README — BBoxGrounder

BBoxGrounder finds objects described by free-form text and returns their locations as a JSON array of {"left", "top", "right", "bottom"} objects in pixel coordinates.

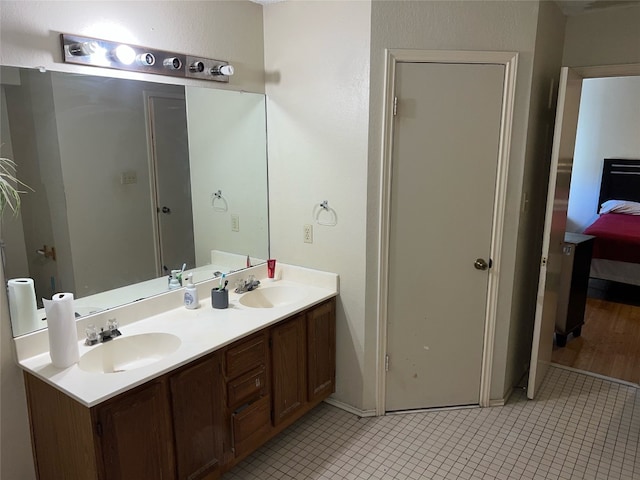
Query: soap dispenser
[
  {"left": 184, "top": 273, "right": 199, "bottom": 309},
  {"left": 169, "top": 270, "right": 181, "bottom": 290}
]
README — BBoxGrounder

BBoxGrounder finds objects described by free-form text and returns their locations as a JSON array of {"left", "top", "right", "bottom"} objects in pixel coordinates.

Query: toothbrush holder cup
[{"left": 211, "top": 289, "right": 229, "bottom": 309}]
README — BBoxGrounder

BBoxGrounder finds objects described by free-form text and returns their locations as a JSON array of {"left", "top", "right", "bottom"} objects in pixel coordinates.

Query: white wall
[
  {"left": 563, "top": 4, "right": 640, "bottom": 67},
  {"left": 52, "top": 74, "right": 174, "bottom": 295},
  {"left": 0, "top": 0, "right": 265, "bottom": 93},
  {"left": 186, "top": 88, "right": 269, "bottom": 266},
  {"left": 0, "top": 84, "right": 29, "bottom": 282},
  {"left": 567, "top": 76, "right": 640, "bottom": 233},
  {"left": 0, "top": 82, "right": 34, "bottom": 479},
  {"left": 0, "top": 2, "right": 264, "bottom": 478},
  {"left": 2, "top": 69, "right": 72, "bottom": 306},
  {"left": 505, "top": 0, "right": 566, "bottom": 398},
  {"left": 263, "top": 1, "right": 372, "bottom": 411}
]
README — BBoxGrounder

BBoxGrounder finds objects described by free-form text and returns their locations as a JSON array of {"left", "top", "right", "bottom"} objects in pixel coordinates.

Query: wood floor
[{"left": 552, "top": 294, "right": 640, "bottom": 385}]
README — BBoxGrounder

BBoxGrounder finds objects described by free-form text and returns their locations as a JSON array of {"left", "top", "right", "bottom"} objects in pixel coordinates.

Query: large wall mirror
[{"left": 1, "top": 66, "right": 269, "bottom": 337}]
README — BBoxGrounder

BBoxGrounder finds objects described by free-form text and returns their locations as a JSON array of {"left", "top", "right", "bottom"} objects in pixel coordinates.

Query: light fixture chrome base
[{"left": 60, "top": 34, "right": 233, "bottom": 83}]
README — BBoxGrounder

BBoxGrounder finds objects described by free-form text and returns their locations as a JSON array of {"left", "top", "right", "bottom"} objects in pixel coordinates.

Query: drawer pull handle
[{"left": 255, "top": 378, "right": 260, "bottom": 388}]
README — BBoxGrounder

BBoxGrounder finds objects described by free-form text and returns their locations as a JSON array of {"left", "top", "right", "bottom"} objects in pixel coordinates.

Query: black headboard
[{"left": 598, "top": 158, "right": 640, "bottom": 208}]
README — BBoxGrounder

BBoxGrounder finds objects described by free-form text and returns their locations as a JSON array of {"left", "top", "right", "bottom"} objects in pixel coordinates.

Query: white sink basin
[
  {"left": 79, "top": 333, "right": 181, "bottom": 374},
  {"left": 238, "top": 286, "right": 306, "bottom": 308}
]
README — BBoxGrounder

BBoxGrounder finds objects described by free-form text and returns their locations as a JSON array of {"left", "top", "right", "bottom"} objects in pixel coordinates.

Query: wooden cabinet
[
  {"left": 24, "top": 374, "right": 176, "bottom": 480},
  {"left": 307, "top": 300, "right": 336, "bottom": 403},
  {"left": 555, "top": 233, "right": 595, "bottom": 347},
  {"left": 25, "top": 297, "right": 336, "bottom": 479},
  {"left": 221, "top": 331, "right": 271, "bottom": 461},
  {"left": 271, "top": 314, "right": 307, "bottom": 426},
  {"left": 170, "top": 354, "right": 222, "bottom": 480},
  {"left": 97, "top": 379, "right": 175, "bottom": 480},
  {"left": 270, "top": 300, "right": 336, "bottom": 424}
]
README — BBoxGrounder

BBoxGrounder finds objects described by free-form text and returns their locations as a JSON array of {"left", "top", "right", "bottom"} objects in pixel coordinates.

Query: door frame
[
  {"left": 143, "top": 90, "right": 187, "bottom": 277},
  {"left": 376, "top": 49, "right": 518, "bottom": 414},
  {"left": 528, "top": 62, "right": 640, "bottom": 399}
]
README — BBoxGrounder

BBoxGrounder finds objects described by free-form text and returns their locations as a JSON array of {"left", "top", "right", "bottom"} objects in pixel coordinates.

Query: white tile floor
[{"left": 222, "top": 366, "right": 639, "bottom": 480}]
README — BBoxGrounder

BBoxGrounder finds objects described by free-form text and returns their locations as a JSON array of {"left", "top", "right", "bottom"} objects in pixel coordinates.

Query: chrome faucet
[
  {"left": 85, "top": 318, "right": 122, "bottom": 346},
  {"left": 234, "top": 275, "right": 260, "bottom": 294}
]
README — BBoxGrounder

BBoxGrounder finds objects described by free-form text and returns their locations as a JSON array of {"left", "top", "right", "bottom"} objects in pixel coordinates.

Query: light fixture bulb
[
  {"left": 163, "top": 57, "right": 182, "bottom": 70},
  {"left": 210, "top": 64, "right": 234, "bottom": 76},
  {"left": 219, "top": 65, "right": 234, "bottom": 76},
  {"left": 136, "top": 53, "right": 155, "bottom": 66},
  {"left": 68, "top": 41, "right": 100, "bottom": 56},
  {"left": 114, "top": 44, "right": 135, "bottom": 65},
  {"left": 189, "top": 61, "right": 205, "bottom": 73}
]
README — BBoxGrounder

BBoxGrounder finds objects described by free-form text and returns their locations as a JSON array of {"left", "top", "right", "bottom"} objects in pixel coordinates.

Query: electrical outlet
[
  {"left": 231, "top": 214, "right": 240, "bottom": 232},
  {"left": 303, "top": 224, "right": 313, "bottom": 244},
  {"left": 120, "top": 171, "right": 137, "bottom": 185}
]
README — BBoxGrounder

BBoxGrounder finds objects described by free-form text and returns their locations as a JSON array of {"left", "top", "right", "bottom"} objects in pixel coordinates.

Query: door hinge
[
  {"left": 393, "top": 97, "right": 398, "bottom": 116},
  {"left": 541, "top": 256, "right": 547, "bottom": 267},
  {"left": 385, "top": 354, "right": 390, "bottom": 372},
  {"left": 96, "top": 421, "right": 103, "bottom": 437}
]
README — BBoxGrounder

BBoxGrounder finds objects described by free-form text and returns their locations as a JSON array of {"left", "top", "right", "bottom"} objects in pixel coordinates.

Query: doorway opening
[
  {"left": 550, "top": 75, "right": 640, "bottom": 385},
  {"left": 529, "top": 64, "right": 640, "bottom": 398}
]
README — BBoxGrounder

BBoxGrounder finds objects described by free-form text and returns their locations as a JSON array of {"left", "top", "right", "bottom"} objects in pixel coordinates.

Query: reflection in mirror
[{"left": 0, "top": 67, "right": 268, "bottom": 337}]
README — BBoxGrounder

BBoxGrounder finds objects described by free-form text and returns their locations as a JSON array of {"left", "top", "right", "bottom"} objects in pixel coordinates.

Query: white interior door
[
  {"left": 528, "top": 68, "right": 584, "bottom": 399},
  {"left": 147, "top": 95, "right": 196, "bottom": 274},
  {"left": 385, "top": 62, "right": 505, "bottom": 411}
]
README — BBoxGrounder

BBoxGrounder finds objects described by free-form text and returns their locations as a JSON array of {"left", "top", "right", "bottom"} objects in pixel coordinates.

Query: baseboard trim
[
  {"left": 488, "top": 387, "right": 513, "bottom": 407},
  {"left": 323, "top": 398, "right": 377, "bottom": 418}
]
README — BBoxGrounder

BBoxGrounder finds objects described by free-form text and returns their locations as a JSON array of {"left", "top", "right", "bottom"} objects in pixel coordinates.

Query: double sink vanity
[{"left": 15, "top": 263, "right": 338, "bottom": 480}]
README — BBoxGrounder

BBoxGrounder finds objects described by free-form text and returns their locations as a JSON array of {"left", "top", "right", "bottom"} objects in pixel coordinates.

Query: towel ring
[
  {"left": 314, "top": 200, "right": 337, "bottom": 226},
  {"left": 211, "top": 190, "right": 228, "bottom": 212}
]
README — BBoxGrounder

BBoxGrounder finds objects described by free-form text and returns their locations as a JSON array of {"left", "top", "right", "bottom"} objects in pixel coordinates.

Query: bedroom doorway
[
  {"left": 528, "top": 65, "right": 640, "bottom": 397},
  {"left": 551, "top": 77, "right": 640, "bottom": 385}
]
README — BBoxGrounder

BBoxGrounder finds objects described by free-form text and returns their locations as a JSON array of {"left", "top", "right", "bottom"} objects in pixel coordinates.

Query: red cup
[{"left": 267, "top": 259, "right": 276, "bottom": 279}]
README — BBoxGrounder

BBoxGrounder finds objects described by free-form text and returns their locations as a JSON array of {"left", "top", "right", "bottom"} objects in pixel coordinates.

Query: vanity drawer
[
  {"left": 224, "top": 332, "right": 267, "bottom": 379},
  {"left": 227, "top": 366, "right": 267, "bottom": 410},
  {"left": 231, "top": 395, "right": 271, "bottom": 456}
]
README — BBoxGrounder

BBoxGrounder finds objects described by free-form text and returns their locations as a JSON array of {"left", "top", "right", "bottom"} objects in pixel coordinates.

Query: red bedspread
[{"left": 583, "top": 213, "right": 640, "bottom": 264}]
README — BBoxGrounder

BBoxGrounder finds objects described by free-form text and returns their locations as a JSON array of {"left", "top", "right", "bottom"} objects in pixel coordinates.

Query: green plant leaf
[{"left": 0, "top": 157, "right": 33, "bottom": 215}]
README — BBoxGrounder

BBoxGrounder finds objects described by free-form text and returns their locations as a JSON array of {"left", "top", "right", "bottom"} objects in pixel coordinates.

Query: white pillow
[{"left": 599, "top": 199, "right": 640, "bottom": 215}]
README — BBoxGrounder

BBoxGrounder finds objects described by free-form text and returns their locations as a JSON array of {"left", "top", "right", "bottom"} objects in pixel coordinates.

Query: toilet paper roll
[
  {"left": 43, "top": 293, "right": 79, "bottom": 368},
  {"left": 7, "top": 278, "right": 40, "bottom": 337}
]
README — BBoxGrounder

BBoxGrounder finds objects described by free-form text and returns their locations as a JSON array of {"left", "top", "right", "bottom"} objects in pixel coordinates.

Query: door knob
[
  {"left": 474, "top": 258, "right": 489, "bottom": 271},
  {"left": 161, "top": 206, "right": 171, "bottom": 214}
]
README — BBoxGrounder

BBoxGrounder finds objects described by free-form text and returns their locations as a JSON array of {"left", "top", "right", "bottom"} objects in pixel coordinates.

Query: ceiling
[
  {"left": 555, "top": 0, "right": 640, "bottom": 16},
  {"left": 250, "top": 0, "right": 640, "bottom": 16}
]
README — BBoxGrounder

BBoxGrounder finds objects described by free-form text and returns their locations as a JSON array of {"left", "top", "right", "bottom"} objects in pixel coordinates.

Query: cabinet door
[
  {"left": 170, "top": 354, "right": 222, "bottom": 480},
  {"left": 307, "top": 299, "right": 336, "bottom": 403},
  {"left": 224, "top": 332, "right": 268, "bottom": 379},
  {"left": 226, "top": 365, "right": 267, "bottom": 410},
  {"left": 97, "top": 379, "right": 175, "bottom": 480},
  {"left": 231, "top": 395, "right": 271, "bottom": 456},
  {"left": 271, "top": 314, "right": 306, "bottom": 426}
]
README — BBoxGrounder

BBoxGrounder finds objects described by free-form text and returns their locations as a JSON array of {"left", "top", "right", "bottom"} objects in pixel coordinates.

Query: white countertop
[{"left": 16, "top": 264, "right": 338, "bottom": 407}]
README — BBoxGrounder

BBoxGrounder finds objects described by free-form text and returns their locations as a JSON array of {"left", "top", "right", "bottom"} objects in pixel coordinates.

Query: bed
[{"left": 583, "top": 158, "right": 640, "bottom": 286}]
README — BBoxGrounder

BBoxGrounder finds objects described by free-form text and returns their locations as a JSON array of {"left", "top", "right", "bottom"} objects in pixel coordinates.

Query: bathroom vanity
[{"left": 16, "top": 265, "right": 337, "bottom": 480}]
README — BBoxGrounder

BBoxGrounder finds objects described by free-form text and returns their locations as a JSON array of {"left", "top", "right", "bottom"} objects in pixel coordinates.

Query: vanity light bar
[{"left": 60, "top": 34, "right": 234, "bottom": 83}]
